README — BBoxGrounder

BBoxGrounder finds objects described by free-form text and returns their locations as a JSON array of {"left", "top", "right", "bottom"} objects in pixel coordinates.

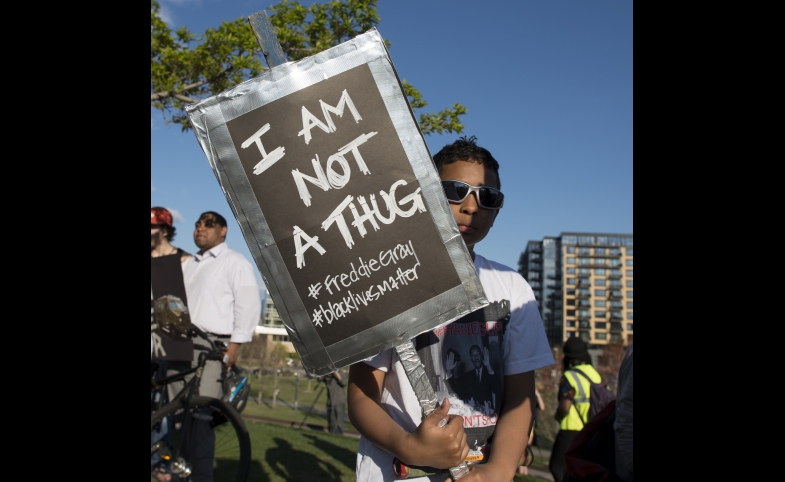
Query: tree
[{"left": 151, "top": 0, "right": 466, "bottom": 134}]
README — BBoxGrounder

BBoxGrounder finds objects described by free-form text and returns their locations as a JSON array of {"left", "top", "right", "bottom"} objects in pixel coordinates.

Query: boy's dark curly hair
[{"left": 432, "top": 135, "right": 501, "bottom": 188}]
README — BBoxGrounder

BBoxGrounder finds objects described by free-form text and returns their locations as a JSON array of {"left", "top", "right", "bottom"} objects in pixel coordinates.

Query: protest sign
[{"left": 186, "top": 28, "right": 487, "bottom": 376}]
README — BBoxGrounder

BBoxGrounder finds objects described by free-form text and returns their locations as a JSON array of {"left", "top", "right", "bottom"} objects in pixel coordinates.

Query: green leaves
[{"left": 150, "top": 0, "right": 466, "bottom": 135}]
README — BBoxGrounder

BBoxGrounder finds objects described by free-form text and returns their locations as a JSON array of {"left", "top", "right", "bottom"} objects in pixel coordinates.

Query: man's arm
[
  {"left": 457, "top": 371, "right": 535, "bottom": 482},
  {"left": 554, "top": 376, "right": 573, "bottom": 422},
  {"left": 347, "top": 362, "right": 469, "bottom": 469},
  {"left": 227, "top": 257, "right": 262, "bottom": 367}
]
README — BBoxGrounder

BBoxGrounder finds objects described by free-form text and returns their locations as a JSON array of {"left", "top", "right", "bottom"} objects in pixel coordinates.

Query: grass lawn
[
  {"left": 243, "top": 420, "right": 548, "bottom": 482},
  {"left": 239, "top": 368, "right": 358, "bottom": 432}
]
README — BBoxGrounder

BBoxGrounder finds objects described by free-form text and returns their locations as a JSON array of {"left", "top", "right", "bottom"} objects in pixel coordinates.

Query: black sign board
[{"left": 187, "top": 29, "right": 487, "bottom": 376}]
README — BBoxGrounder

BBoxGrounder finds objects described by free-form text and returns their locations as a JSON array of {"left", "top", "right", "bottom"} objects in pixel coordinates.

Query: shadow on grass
[
  {"left": 265, "top": 437, "right": 343, "bottom": 481},
  {"left": 215, "top": 458, "right": 270, "bottom": 481},
  {"left": 302, "top": 434, "right": 356, "bottom": 471}
]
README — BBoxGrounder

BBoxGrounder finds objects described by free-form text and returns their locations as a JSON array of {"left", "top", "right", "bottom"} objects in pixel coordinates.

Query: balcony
[
  {"left": 610, "top": 322, "right": 623, "bottom": 332},
  {"left": 576, "top": 292, "right": 591, "bottom": 299},
  {"left": 609, "top": 273, "right": 621, "bottom": 279},
  {"left": 546, "top": 273, "right": 562, "bottom": 280},
  {"left": 546, "top": 284, "right": 562, "bottom": 290}
]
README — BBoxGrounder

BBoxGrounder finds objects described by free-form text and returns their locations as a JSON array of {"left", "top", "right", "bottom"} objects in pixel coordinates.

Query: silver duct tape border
[
  {"left": 394, "top": 341, "right": 438, "bottom": 418},
  {"left": 186, "top": 29, "right": 487, "bottom": 378}
]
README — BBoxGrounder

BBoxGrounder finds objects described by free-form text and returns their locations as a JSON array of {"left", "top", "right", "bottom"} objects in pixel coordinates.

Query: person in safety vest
[{"left": 548, "top": 336, "right": 602, "bottom": 482}]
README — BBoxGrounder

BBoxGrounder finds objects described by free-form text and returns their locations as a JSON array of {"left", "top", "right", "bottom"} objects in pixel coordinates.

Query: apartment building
[
  {"left": 519, "top": 233, "right": 633, "bottom": 347},
  {"left": 254, "top": 291, "right": 295, "bottom": 354}
]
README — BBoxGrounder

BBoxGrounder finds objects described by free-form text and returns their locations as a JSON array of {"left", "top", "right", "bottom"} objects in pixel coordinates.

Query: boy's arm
[
  {"left": 456, "top": 371, "right": 535, "bottom": 482},
  {"left": 348, "top": 361, "right": 470, "bottom": 469}
]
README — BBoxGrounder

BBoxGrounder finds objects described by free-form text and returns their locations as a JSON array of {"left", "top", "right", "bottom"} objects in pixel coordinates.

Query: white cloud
[
  {"left": 151, "top": 182, "right": 156, "bottom": 193},
  {"left": 158, "top": 4, "right": 175, "bottom": 25},
  {"left": 166, "top": 207, "right": 185, "bottom": 224},
  {"left": 163, "top": 0, "right": 201, "bottom": 5}
]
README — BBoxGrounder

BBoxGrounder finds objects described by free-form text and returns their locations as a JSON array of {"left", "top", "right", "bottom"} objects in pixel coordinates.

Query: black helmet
[{"left": 222, "top": 366, "right": 250, "bottom": 413}]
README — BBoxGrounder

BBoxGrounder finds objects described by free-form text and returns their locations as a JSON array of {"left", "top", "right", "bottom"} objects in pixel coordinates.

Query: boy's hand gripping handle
[{"left": 394, "top": 342, "right": 470, "bottom": 480}]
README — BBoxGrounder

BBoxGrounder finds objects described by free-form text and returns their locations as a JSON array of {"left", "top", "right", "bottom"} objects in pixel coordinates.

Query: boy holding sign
[{"left": 349, "top": 136, "right": 554, "bottom": 481}]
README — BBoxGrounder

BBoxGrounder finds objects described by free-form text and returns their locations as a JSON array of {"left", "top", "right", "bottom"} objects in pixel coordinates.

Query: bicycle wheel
[{"left": 151, "top": 396, "right": 251, "bottom": 482}]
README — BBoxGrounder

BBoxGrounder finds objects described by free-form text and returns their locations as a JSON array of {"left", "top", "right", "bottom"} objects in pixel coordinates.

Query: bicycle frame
[{"left": 151, "top": 327, "right": 227, "bottom": 466}]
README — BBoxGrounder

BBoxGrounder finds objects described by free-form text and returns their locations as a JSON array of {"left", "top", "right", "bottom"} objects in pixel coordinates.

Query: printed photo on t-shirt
[{"left": 416, "top": 299, "right": 511, "bottom": 450}]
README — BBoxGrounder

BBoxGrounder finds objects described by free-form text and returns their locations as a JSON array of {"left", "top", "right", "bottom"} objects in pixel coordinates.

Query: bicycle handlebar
[{"left": 188, "top": 325, "right": 229, "bottom": 362}]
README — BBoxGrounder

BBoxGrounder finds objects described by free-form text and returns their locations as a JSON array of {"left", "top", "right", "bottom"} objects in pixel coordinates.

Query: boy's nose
[{"left": 460, "top": 193, "right": 480, "bottom": 213}]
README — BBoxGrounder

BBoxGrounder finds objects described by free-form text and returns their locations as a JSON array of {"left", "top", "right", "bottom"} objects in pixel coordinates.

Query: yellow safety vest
[{"left": 559, "top": 364, "right": 601, "bottom": 431}]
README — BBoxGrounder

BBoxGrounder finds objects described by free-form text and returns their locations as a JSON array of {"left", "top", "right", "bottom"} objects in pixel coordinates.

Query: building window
[
  {"left": 595, "top": 322, "right": 607, "bottom": 329},
  {"left": 595, "top": 311, "right": 606, "bottom": 318},
  {"left": 566, "top": 320, "right": 575, "bottom": 327},
  {"left": 627, "top": 323, "right": 633, "bottom": 331},
  {"left": 566, "top": 309, "right": 576, "bottom": 316},
  {"left": 272, "top": 335, "right": 290, "bottom": 342},
  {"left": 566, "top": 267, "right": 575, "bottom": 274},
  {"left": 595, "top": 300, "right": 606, "bottom": 308},
  {"left": 609, "top": 248, "right": 621, "bottom": 255},
  {"left": 595, "top": 289, "right": 606, "bottom": 296},
  {"left": 626, "top": 270, "right": 633, "bottom": 277},
  {"left": 627, "top": 291, "right": 633, "bottom": 298},
  {"left": 579, "top": 320, "right": 590, "bottom": 328},
  {"left": 626, "top": 280, "right": 633, "bottom": 287},
  {"left": 594, "top": 258, "right": 607, "bottom": 267},
  {"left": 579, "top": 268, "right": 591, "bottom": 276},
  {"left": 567, "top": 299, "right": 575, "bottom": 306},
  {"left": 609, "top": 259, "right": 621, "bottom": 267},
  {"left": 610, "top": 300, "right": 622, "bottom": 308},
  {"left": 579, "top": 310, "right": 591, "bottom": 318},
  {"left": 529, "top": 281, "right": 541, "bottom": 288},
  {"left": 566, "top": 288, "right": 576, "bottom": 295},
  {"left": 595, "top": 332, "right": 607, "bottom": 340},
  {"left": 595, "top": 279, "right": 606, "bottom": 286},
  {"left": 578, "top": 278, "right": 590, "bottom": 286},
  {"left": 611, "top": 312, "right": 623, "bottom": 320},
  {"left": 578, "top": 257, "right": 591, "bottom": 265},
  {"left": 626, "top": 259, "right": 633, "bottom": 266},
  {"left": 627, "top": 301, "right": 633, "bottom": 309},
  {"left": 579, "top": 247, "right": 590, "bottom": 255},
  {"left": 567, "top": 257, "right": 575, "bottom": 264},
  {"left": 580, "top": 332, "right": 592, "bottom": 342},
  {"left": 627, "top": 312, "right": 633, "bottom": 319},
  {"left": 595, "top": 268, "right": 606, "bottom": 275},
  {"left": 579, "top": 288, "right": 591, "bottom": 296},
  {"left": 579, "top": 300, "right": 591, "bottom": 307},
  {"left": 610, "top": 269, "right": 621, "bottom": 276},
  {"left": 529, "top": 271, "right": 540, "bottom": 279},
  {"left": 566, "top": 246, "right": 575, "bottom": 254},
  {"left": 566, "top": 278, "right": 575, "bottom": 285},
  {"left": 610, "top": 280, "right": 622, "bottom": 288},
  {"left": 626, "top": 248, "right": 633, "bottom": 255},
  {"left": 611, "top": 333, "right": 621, "bottom": 342},
  {"left": 595, "top": 248, "right": 606, "bottom": 255},
  {"left": 611, "top": 322, "right": 622, "bottom": 331}
]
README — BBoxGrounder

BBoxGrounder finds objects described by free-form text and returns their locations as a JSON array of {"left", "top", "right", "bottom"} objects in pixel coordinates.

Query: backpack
[
  {"left": 563, "top": 400, "right": 621, "bottom": 482},
  {"left": 569, "top": 367, "right": 616, "bottom": 425}
]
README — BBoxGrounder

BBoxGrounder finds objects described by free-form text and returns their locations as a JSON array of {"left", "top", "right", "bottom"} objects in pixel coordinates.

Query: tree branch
[
  {"left": 174, "top": 94, "right": 199, "bottom": 104},
  {"left": 150, "top": 65, "right": 236, "bottom": 102}
]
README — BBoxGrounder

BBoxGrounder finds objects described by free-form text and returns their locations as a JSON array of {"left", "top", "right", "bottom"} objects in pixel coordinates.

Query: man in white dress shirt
[
  {"left": 164, "top": 211, "right": 261, "bottom": 482},
  {"left": 173, "top": 211, "right": 261, "bottom": 399}
]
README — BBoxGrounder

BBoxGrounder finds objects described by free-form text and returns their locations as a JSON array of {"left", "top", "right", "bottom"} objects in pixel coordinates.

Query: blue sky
[{"left": 151, "top": 0, "right": 633, "bottom": 297}]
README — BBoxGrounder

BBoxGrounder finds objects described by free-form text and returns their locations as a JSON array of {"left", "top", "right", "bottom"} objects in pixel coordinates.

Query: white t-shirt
[{"left": 355, "top": 253, "right": 555, "bottom": 481}]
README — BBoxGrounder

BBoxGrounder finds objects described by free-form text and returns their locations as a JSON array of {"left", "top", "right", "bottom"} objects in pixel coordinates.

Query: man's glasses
[{"left": 441, "top": 180, "right": 504, "bottom": 210}]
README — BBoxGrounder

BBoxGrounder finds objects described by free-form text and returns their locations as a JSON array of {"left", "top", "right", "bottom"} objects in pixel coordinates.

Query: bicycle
[{"left": 151, "top": 325, "right": 251, "bottom": 482}]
